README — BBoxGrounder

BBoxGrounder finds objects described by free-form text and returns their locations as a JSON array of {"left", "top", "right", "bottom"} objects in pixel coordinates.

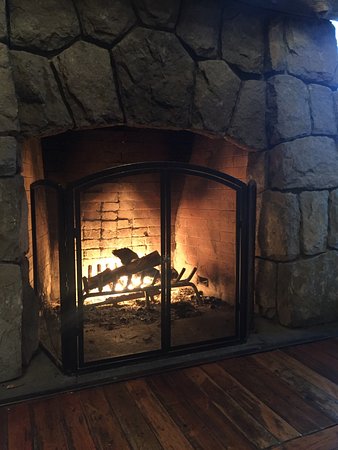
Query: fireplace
[
  {"left": 27, "top": 128, "right": 255, "bottom": 372},
  {"left": 1, "top": 0, "right": 338, "bottom": 382}
]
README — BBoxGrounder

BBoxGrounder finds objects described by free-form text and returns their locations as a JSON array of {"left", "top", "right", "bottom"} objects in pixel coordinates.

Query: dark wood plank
[
  {"left": 162, "top": 370, "right": 256, "bottom": 449},
  {"left": 305, "top": 340, "right": 338, "bottom": 362},
  {"left": 184, "top": 366, "right": 280, "bottom": 449},
  {"left": 51, "top": 393, "right": 96, "bottom": 450},
  {"left": 148, "top": 374, "right": 227, "bottom": 450},
  {"left": 220, "top": 355, "right": 334, "bottom": 434},
  {"left": 126, "top": 378, "right": 194, "bottom": 450},
  {"left": 276, "top": 349, "right": 338, "bottom": 399},
  {"left": 0, "top": 407, "right": 8, "bottom": 450},
  {"left": 284, "top": 344, "right": 338, "bottom": 385},
  {"left": 79, "top": 387, "right": 131, "bottom": 450},
  {"left": 273, "top": 424, "right": 338, "bottom": 450},
  {"left": 253, "top": 351, "right": 338, "bottom": 421},
  {"left": 7, "top": 403, "right": 33, "bottom": 450},
  {"left": 104, "top": 382, "right": 163, "bottom": 450},
  {"left": 30, "top": 396, "right": 70, "bottom": 450},
  {"left": 202, "top": 362, "right": 300, "bottom": 443}
]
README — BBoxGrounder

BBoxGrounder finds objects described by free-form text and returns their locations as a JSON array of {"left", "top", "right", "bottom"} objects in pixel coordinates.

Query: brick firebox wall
[{"left": 173, "top": 136, "right": 248, "bottom": 302}]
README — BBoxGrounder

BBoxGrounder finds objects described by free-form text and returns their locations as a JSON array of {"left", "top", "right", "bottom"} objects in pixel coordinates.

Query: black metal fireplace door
[{"left": 31, "top": 162, "right": 256, "bottom": 374}]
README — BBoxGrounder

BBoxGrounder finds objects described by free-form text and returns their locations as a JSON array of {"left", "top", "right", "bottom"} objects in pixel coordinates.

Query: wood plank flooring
[{"left": 2, "top": 339, "right": 338, "bottom": 449}]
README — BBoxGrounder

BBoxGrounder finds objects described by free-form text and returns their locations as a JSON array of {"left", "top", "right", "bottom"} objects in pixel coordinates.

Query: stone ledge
[
  {"left": 0, "top": 175, "right": 28, "bottom": 261},
  {"left": 0, "top": 263, "right": 22, "bottom": 382},
  {"left": 0, "top": 136, "right": 18, "bottom": 176},
  {"left": 269, "top": 136, "right": 338, "bottom": 190},
  {"left": 9, "top": 0, "right": 80, "bottom": 52},
  {"left": 277, "top": 251, "right": 338, "bottom": 327},
  {"left": 267, "top": 75, "right": 311, "bottom": 146},
  {"left": 258, "top": 190, "right": 300, "bottom": 261},
  {"left": 54, "top": 41, "right": 123, "bottom": 128}
]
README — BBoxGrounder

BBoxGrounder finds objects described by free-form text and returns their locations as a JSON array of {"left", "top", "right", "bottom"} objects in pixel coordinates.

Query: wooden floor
[{"left": 2, "top": 339, "right": 338, "bottom": 449}]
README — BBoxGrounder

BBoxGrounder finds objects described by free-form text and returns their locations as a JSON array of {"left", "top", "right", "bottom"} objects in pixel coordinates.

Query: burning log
[{"left": 83, "top": 250, "right": 161, "bottom": 293}]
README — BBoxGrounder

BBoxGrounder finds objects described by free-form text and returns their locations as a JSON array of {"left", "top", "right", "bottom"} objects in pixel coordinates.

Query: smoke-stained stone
[
  {"left": 229, "top": 80, "right": 267, "bottom": 150},
  {"left": 267, "top": 75, "right": 311, "bottom": 146},
  {"left": 277, "top": 251, "right": 338, "bottom": 327},
  {"left": 0, "top": 263, "right": 22, "bottom": 382},
  {"left": 74, "top": 0, "right": 136, "bottom": 46},
  {"left": 300, "top": 191, "right": 329, "bottom": 255},
  {"left": 9, "top": 0, "right": 80, "bottom": 52},
  {"left": 0, "top": 45, "right": 18, "bottom": 133},
  {"left": 193, "top": 60, "right": 240, "bottom": 133},
  {"left": 0, "top": 137, "right": 18, "bottom": 176},
  {"left": 10, "top": 51, "right": 72, "bottom": 135},
  {"left": 221, "top": 3, "right": 266, "bottom": 74},
  {"left": 0, "top": 176, "right": 28, "bottom": 261},
  {"left": 247, "top": 151, "right": 266, "bottom": 193},
  {"left": 268, "top": 17, "right": 287, "bottom": 72},
  {"left": 309, "top": 84, "right": 337, "bottom": 135},
  {"left": 54, "top": 42, "right": 123, "bottom": 128},
  {"left": 113, "top": 28, "right": 194, "bottom": 128},
  {"left": 329, "top": 189, "right": 338, "bottom": 248},
  {"left": 255, "top": 259, "right": 277, "bottom": 319},
  {"left": 0, "top": 0, "right": 6, "bottom": 41},
  {"left": 285, "top": 17, "right": 338, "bottom": 85},
  {"left": 269, "top": 136, "right": 338, "bottom": 190},
  {"left": 176, "top": 0, "right": 221, "bottom": 58},
  {"left": 259, "top": 191, "right": 300, "bottom": 261},
  {"left": 133, "top": 0, "right": 180, "bottom": 29}
]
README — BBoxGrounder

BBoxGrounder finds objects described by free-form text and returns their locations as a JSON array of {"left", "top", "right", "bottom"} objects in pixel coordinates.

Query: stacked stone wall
[{"left": 2, "top": 0, "right": 338, "bottom": 380}]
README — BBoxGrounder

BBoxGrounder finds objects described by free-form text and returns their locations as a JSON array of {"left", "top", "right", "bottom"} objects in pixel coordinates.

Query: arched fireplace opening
[{"left": 22, "top": 126, "right": 256, "bottom": 373}]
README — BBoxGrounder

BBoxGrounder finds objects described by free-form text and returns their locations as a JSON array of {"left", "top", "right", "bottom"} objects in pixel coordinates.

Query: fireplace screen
[{"left": 31, "top": 162, "right": 255, "bottom": 373}]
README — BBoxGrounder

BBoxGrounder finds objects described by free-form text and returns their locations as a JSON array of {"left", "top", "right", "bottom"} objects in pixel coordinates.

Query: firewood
[{"left": 83, "top": 250, "right": 161, "bottom": 292}]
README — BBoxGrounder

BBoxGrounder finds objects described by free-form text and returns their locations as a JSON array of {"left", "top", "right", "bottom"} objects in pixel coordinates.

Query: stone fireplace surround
[{"left": 1, "top": 0, "right": 338, "bottom": 382}]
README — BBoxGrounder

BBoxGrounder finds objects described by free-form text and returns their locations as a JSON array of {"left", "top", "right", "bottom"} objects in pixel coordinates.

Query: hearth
[{"left": 30, "top": 155, "right": 256, "bottom": 373}]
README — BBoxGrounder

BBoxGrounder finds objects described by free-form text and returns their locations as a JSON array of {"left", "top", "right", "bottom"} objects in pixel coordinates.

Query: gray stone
[
  {"left": 0, "top": 44, "right": 18, "bottom": 133},
  {"left": 300, "top": 191, "right": 329, "bottom": 255},
  {"left": 113, "top": 28, "right": 194, "bottom": 128},
  {"left": 10, "top": 51, "right": 72, "bottom": 135},
  {"left": 0, "top": 263, "right": 22, "bottom": 382},
  {"left": 54, "top": 41, "right": 123, "bottom": 128},
  {"left": 309, "top": 84, "right": 337, "bottom": 135},
  {"left": 193, "top": 60, "right": 241, "bottom": 133},
  {"left": 133, "top": 0, "right": 180, "bottom": 29},
  {"left": 333, "top": 91, "right": 338, "bottom": 121},
  {"left": 9, "top": 0, "right": 80, "bottom": 52},
  {"left": 285, "top": 17, "right": 338, "bottom": 85},
  {"left": 268, "top": 17, "right": 287, "bottom": 72},
  {"left": 277, "top": 251, "right": 338, "bottom": 327},
  {"left": 258, "top": 191, "right": 300, "bottom": 261},
  {"left": 21, "top": 258, "right": 39, "bottom": 367},
  {"left": 0, "top": 176, "right": 28, "bottom": 262},
  {"left": 329, "top": 188, "right": 338, "bottom": 248},
  {"left": 221, "top": 3, "right": 266, "bottom": 74},
  {"left": 0, "top": 0, "right": 6, "bottom": 41},
  {"left": 0, "top": 137, "right": 18, "bottom": 176},
  {"left": 267, "top": 75, "right": 311, "bottom": 146},
  {"left": 247, "top": 151, "right": 266, "bottom": 193},
  {"left": 269, "top": 136, "right": 338, "bottom": 190},
  {"left": 229, "top": 80, "right": 267, "bottom": 150},
  {"left": 176, "top": 0, "right": 221, "bottom": 58},
  {"left": 74, "top": 0, "right": 136, "bottom": 46},
  {"left": 255, "top": 259, "right": 277, "bottom": 319}
]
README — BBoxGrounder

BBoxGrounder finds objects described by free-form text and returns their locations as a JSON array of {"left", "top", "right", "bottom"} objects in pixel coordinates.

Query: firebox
[{"left": 30, "top": 160, "right": 256, "bottom": 373}]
